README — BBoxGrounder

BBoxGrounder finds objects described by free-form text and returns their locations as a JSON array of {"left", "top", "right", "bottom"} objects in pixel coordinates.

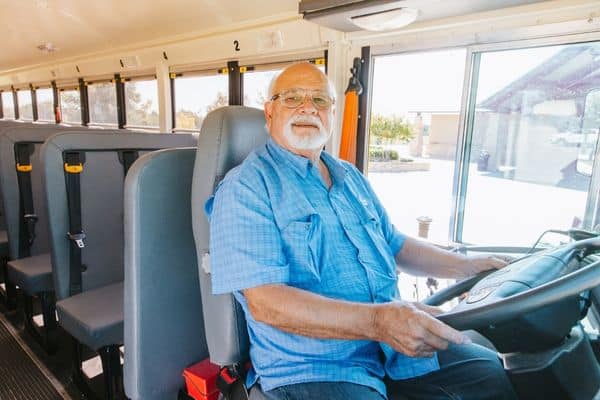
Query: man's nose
[{"left": 298, "top": 96, "right": 318, "bottom": 114}]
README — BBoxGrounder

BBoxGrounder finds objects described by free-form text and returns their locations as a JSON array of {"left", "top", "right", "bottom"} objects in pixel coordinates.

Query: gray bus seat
[
  {"left": 42, "top": 130, "right": 197, "bottom": 399},
  {"left": 0, "top": 122, "right": 33, "bottom": 306},
  {"left": 191, "top": 107, "right": 267, "bottom": 389},
  {"left": 123, "top": 147, "right": 208, "bottom": 400},
  {"left": 0, "top": 124, "right": 78, "bottom": 348},
  {"left": 190, "top": 107, "right": 411, "bottom": 400},
  {"left": 57, "top": 281, "right": 124, "bottom": 350},
  {"left": 6, "top": 253, "right": 52, "bottom": 294}
]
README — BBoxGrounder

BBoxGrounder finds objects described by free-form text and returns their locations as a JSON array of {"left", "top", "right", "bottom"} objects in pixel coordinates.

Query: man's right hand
[{"left": 372, "top": 301, "right": 471, "bottom": 358}]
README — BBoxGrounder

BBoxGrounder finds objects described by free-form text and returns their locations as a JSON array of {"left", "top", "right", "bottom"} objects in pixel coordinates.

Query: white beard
[{"left": 283, "top": 115, "right": 331, "bottom": 150}]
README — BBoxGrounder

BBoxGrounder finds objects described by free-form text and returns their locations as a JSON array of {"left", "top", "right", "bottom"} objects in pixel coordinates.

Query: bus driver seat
[
  {"left": 192, "top": 106, "right": 412, "bottom": 400},
  {"left": 192, "top": 106, "right": 266, "bottom": 397}
]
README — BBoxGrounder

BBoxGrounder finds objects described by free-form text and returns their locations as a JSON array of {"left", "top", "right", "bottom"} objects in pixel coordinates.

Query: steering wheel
[{"left": 422, "top": 237, "right": 600, "bottom": 353}]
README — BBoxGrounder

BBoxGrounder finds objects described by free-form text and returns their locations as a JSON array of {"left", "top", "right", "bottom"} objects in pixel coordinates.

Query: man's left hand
[{"left": 466, "top": 254, "right": 514, "bottom": 274}]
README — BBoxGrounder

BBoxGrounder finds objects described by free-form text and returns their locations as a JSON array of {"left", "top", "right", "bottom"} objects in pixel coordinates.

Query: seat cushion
[
  {"left": 56, "top": 282, "right": 124, "bottom": 351},
  {"left": 0, "top": 230, "right": 8, "bottom": 257},
  {"left": 6, "top": 253, "right": 53, "bottom": 294}
]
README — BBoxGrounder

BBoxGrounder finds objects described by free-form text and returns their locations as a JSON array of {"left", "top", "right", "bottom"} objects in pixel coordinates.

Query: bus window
[
  {"left": 243, "top": 69, "right": 281, "bottom": 109},
  {"left": 173, "top": 72, "right": 228, "bottom": 131},
  {"left": 1, "top": 91, "right": 15, "bottom": 119},
  {"left": 36, "top": 88, "right": 55, "bottom": 122},
  {"left": 367, "top": 48, "right": 467, "bottom": 301},
  {"left": 459, "top": 41, "right": 600, "bottom": 246},
  {"left": 125, "top": 78, "right": 159, "bottom": 129},
  {"left": 88, "top": 81, "right": 118, "bottom": 126},
  {"left": 60, "top": 88, "right": 81, "bottom": 124},
  {"left": 17, "top": 89, "right": 33, "bottom": 120}
]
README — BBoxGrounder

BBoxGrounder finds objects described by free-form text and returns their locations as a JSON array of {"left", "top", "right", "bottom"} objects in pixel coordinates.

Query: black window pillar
[
  {"left": 228, "top": 61, "right": 242, "bottom": 106},
  {"left": 78, "top": 78, "right": 89, "bottom": 126},
  {"left": 51, "top": 81, "right": 60, "bottom": 123},
  {"left": 170, "top": 73, "right": 177, "bottom": 131},
  {"left": 0, "top": 91, "right": 3, "bottom": 119},
  {"left": 356, "top": 46, "right": 371, "bottom": 173},
  {"left": 12, "top": 87, "right": 19, "bottom": 120},
  {"left": 115, "top": 74, "right": 126, "bottom": 129},
  {"left": 31, "top": 84, "right": 38, "bottom": 121}
]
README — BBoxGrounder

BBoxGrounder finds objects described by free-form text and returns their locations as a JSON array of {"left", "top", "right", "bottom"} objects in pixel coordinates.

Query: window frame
[
  {"left": 170, "top": 68, "right": 229, "bottom": 133},
  {"left": 363, "top": 31, "right": 600, "bottom": 246},
  {"left": 451, "top": 33, "right": 600, "bottom": 244},
  {"left": 122, "top": 75, "right": 161, "bottom": 131},
  {"left": 34, "top": 85, "right": 56, "bottom": 122},
  {"left": 85, "top": 78, "right": 119, "bottom": 128}
]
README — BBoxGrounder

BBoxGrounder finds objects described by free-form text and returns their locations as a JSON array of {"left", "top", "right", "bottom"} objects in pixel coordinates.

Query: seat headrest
[{"left": 192, "top": 106, "right": 268, "bottom": 254}]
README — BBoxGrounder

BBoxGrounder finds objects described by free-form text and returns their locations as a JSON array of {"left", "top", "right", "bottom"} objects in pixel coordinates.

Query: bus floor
[{"left": 0, "top": 294, "right": 110, "bottom": 400}]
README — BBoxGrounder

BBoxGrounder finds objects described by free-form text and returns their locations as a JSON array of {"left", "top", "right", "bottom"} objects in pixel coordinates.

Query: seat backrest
[
  {"left": 191, "top": 106, "right": 268, "bottom": 366},
  {"left": 42, "top": 130, "right": 197, "bottom": 300},
  {"left": 0, "top": 125, "right": 79, "bottom": 259},
  {"left": 124, "top": 147, "right": 207, "bottom": 400},
  {"left": 0, "top": 122, "right": 38, "bottom": 232}
]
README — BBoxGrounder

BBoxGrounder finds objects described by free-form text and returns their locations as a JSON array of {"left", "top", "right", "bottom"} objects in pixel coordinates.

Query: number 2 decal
[{"left": 234, "top": 40, "right": 240, "bottom": 51}]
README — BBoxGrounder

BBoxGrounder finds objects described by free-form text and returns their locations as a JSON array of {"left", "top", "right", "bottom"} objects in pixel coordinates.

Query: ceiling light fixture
[{"left": 350, "top": 7, "right": 419, "bottom": 31}]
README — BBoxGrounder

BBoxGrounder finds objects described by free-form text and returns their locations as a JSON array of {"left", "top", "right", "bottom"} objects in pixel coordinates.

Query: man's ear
[{"left": 264, "top": 101, "right": 273, "bottom": 129}]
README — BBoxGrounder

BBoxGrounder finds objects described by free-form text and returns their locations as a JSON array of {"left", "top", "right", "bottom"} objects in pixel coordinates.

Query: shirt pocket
[
  {"left": 281, "top": 218, "right": 321, "bottom": 285},
  {"left": 357, "top": 204, "right": 397, "bottom": 280}
]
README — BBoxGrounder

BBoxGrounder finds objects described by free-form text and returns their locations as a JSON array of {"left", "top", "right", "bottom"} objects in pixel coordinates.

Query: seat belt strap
[
  {"left": 64, "top": 151, "right": 85, "bottom": 296},
  {"left": 15, "top": 143, "right": 37, "bottom": 258},
  {"left": 118, "top": 150, "right": 139, "bottom": 178}
]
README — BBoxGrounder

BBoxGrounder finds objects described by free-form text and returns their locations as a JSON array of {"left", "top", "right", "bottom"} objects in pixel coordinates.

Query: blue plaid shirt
[{"left": 206, "top": 138, "right": 439, "bottom": 398}]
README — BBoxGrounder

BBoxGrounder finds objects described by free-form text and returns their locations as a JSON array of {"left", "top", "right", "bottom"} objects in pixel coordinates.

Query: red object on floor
[{"left": 183, "top": 358, "right": 220, "bottom": 400}]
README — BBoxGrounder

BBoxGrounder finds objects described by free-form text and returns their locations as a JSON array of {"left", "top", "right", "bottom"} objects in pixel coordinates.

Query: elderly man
[{"left": 206, "top": 63, "right": 517, "bottom": 400}]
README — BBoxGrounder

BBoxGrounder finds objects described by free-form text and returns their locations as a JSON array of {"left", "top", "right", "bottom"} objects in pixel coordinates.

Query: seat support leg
[
  {"left": 71, "top": 339, "right": 124, "bottom": 400},
  {"left": 72, "top": 338, "right": 99, "bottom": 400},
  {"left": 22, "top": 292, "right": 57, "bottom": 354},
  {"left": 40, "top": 291, "right": 57, "bottom": 352},
  {"left": 0, "top": 257, "right": 17, "bottom": 310},
  {"left": 98, "top": 345, "right": 124, "bottom": 400}
]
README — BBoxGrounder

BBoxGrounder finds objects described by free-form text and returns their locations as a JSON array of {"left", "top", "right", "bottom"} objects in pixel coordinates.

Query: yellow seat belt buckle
[
  {"left": 64, "top": 163, "right": 83, "bottom": 174},
  {"left": 16, "top": 163, "right": 32, "bottom": 172}
]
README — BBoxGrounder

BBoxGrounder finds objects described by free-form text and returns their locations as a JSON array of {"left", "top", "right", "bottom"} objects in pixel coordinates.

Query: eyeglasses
[{"left": 270, "top": 89, "right": 335, "bottom": 110}]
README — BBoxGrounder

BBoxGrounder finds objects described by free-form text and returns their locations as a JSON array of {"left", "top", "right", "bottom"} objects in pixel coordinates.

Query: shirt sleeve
[
  {"left": 355, "top": 168, "right": 406, "bottom": 256},
  {"left": 205, "top": 172, "right": 290, "bottom": 294}
]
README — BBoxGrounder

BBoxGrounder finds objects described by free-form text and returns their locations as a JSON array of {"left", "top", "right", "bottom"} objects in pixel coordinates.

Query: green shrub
[
  {"left": 369, "top": 147, "right": 399, "bottom": 161},
  {"left": 370, "top": 114, "right": 415, "bottom": 145}
]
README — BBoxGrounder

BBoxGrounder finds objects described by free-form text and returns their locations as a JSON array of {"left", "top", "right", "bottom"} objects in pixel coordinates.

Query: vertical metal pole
[
  {"left": 228, "top": 61, "right": 242, "bottom": 106},
  {"left": 31, "top": 84, "right": 38, "bottom": 121},
  {"left": 169, "top": 73, "right": 177, "bottom": 131},
  {"left": 78, "top": 78, "right": 89, "bottom": 126},
  {"left": 356, "top": 46, "right": 371, "bottom": 173},
  {"left": 115, "top": 74, "right": 126, "bottom": 129},
  {"left": 12, "top": 87, "right": 19, "bottom": 120},
  {"left": 51, "top": 81, "right": 60, "bottom": 124},
  {"left": 450, "top": 52, "right": 482, "bottom": 243}
]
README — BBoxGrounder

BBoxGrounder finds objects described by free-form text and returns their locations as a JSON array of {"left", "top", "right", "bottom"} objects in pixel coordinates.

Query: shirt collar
[
  {"left": 266, "top": 137, "right": 348, "bottom": 185},
  {"left": 266, "top": 137, "right": 313, "bottom": 178}
]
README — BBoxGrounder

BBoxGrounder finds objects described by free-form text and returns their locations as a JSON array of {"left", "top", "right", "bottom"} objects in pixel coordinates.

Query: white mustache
[
  {"left": 283, "top": 115, "right": 330, "bottom": 150},
  {"left": 289, "top": 115, "right": 323, "bottom": 129}
]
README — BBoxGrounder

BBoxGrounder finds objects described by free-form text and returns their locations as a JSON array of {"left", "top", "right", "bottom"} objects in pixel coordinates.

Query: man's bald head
[{"left": 269, "top": 63, "right": 334, "bottom": 99}]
